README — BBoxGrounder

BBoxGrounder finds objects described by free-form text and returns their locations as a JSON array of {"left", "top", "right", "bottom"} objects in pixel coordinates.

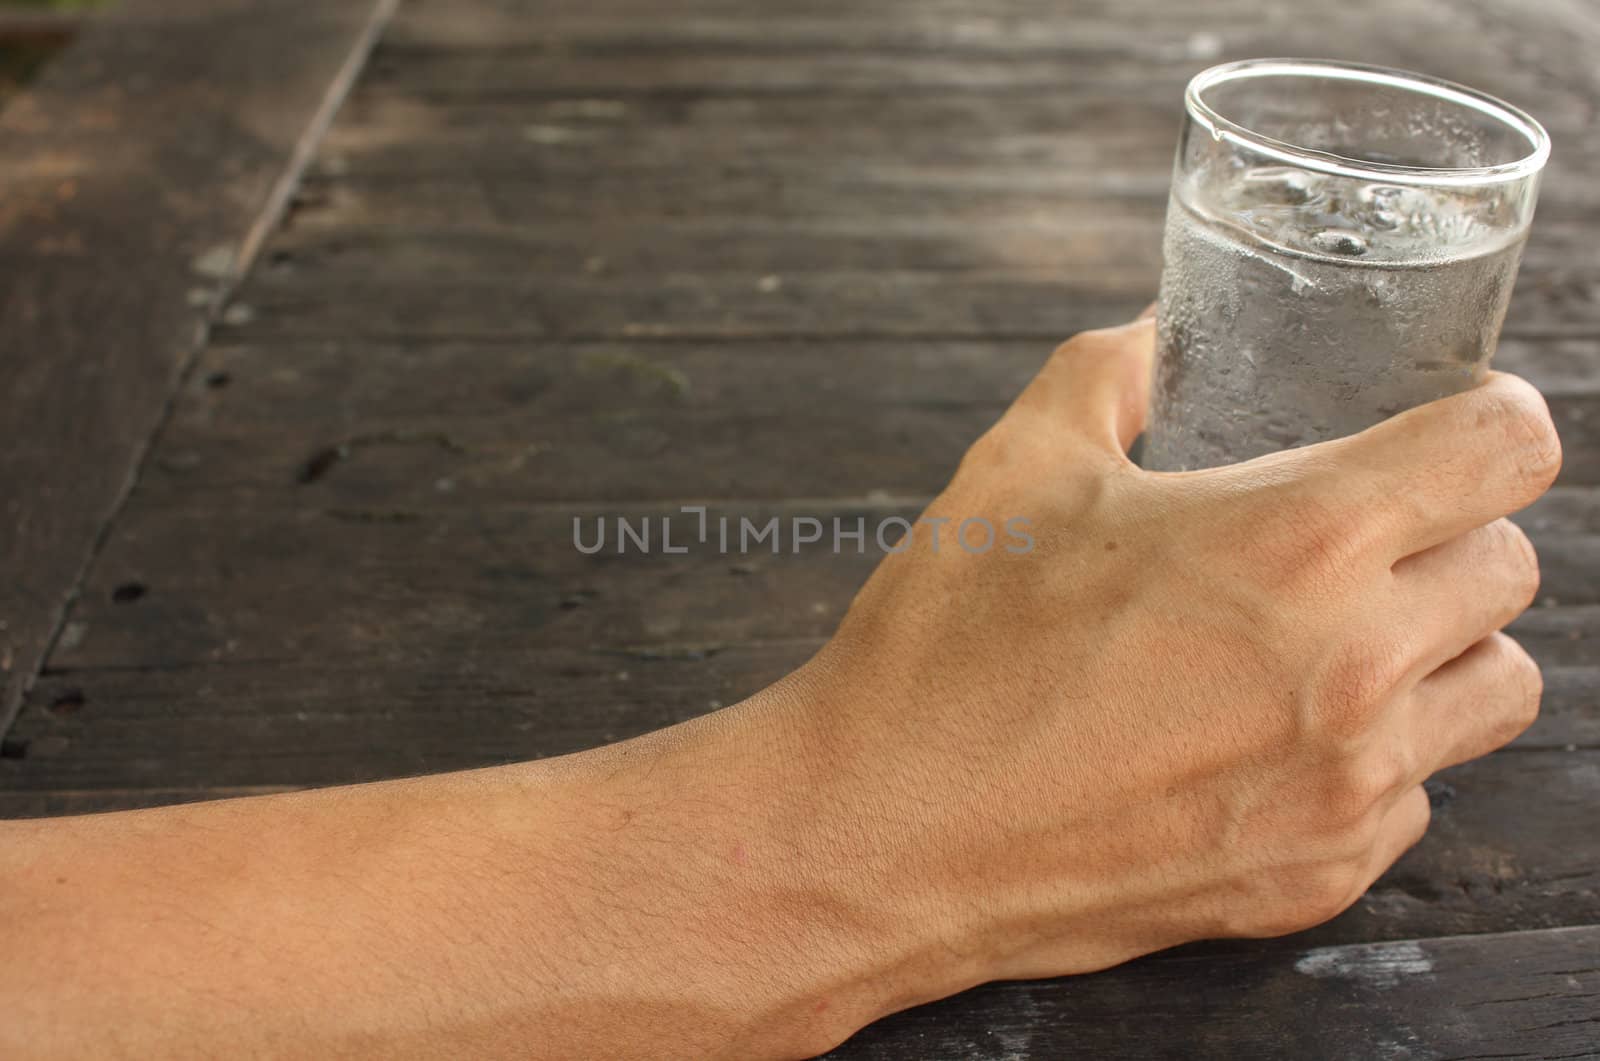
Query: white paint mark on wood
[
  {"left": 1295, "top": 940, "right": 1433, "bottom": 988},
  {"left": 221, "top": 303, "right": 256, "bottom": 326},
  {"left": 190, "top": 244, "right": 235, "bottom": 280},
  {"left": 57, "top": 621, "right": 88, "bottom": 651}
]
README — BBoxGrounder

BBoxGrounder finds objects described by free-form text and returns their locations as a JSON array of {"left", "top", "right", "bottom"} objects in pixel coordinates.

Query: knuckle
[
  {"left": 1233, "top": 904, "right": 1308, "bottom": 940},
  {"left": 1314, "top": 639, "right": 1404, "bottom": 738},
  {"left": 1495, "top": 520, "right": 1542, "bottom": 609},
  {"left": 1406, "top": 791, "right": 1435, "bottom": 846},
  {"left": 1483, "top": 378, "right": 1562, "bottom": 491},
  {"left": 1239, "top": 488, "right": 1367, "bottom": 591},
  {"left": 1363, "top": 751, "right": 1410, "bottom": 801},
  {"left": 1326, "top": 756, "right": 1404, "bottom": 822},
  {"left": 1225, "top": 866, "right": 1354, "bottom": 938},
  {"left": 1292, "top": 863, "right": 1362, "bottom": 927},
  {"left": 1370, "top": 745, "right": 1417, "bottom": 797},
  {"left": 1293, "top": 514, "right": 1363, "bottom": 578},
  {"left": 1501, "top": 637, "right": 1544, "bottom": 734}
]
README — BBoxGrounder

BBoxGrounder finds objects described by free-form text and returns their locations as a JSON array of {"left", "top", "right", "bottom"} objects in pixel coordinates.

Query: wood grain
[
  {"left": 2, "top": 0, "right": 1597, "bottom": 1053},
  {"left": 828, "top": 924, "right": 1600, "bottom": 1059},
  {"left": 4, "top": 493, "right": 1593, "bottom": 671},
  {"left": 0, "top": 0, "right": 397, "bottom": 735}
]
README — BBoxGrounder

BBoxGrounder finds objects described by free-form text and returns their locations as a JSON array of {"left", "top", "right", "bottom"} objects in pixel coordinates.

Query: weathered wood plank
[
  {"left": 384, "top": 0, "right": 1401, "bottom": 27},
  {"left": 0, "top": 0, "right": 397, "bottom": 736},
  {"left": 184, "top": 340, "right": 1047, "bottom": 422},
  {"left": 344, "top": 54, "right": 1593, "bottom": 166},
  {"left": 112, "top": 330, "right": 1600, "bottom": 502},
  {"left": 215, "top": 269, "right": 1159, "bottom": 341},
  {"left": 1456, "top": 0, "right": 1600, "bottom": 116},
  {"left": 382, "top": 0, "right": 1349, "bottom": 52},
  {"left": 828, "top": 924, "right": 1600, "bottom": 1059},
  {"left": 277, "top": 170, "right": 1175, "bottom": 231},
  {"left": 351, "top": 48, "right": 1243, "bottom": 101},
  {"left": 1533, "top": 667, "right": 1600, "bottom": 749},
  {"left": 357, "top": 26, "right": 1587, "bottom": 136},
  {"left": 153, "top": 334, "right": 1600, "bottom": 458},
  {"left": 371, "top": 0, "right": 1594, "bottom": 120},
  {"left": 250, "top": 188, "right": 1592, "bottom": 313},
  {"left": 105, "top": 392, "right": 1600, "bottom": 504},
  {"left": 5, "top": 642, "right": 823, "bottom": 789},
  {"left": 3, "top": 0, "right": 1596, "bottom": 1051},
  {"left": 264, "top": 217, "right": 1168, "bottom": 277},
  {"left": 209, "top": 266, "right": 1598, "bottom": 343},
  {"left": 366, "top": 0, "right": 1593, "bottom": 122},
  {"left": 27, "top": 502, "right": 916, "bottom": 671},
  {"left": 314, "top": 92, "right": 1180, "bottom": 176},
  {"left": 143, "top": 406, "right": 1000, "bottom": 505},
  {"left": 18, "top": 492, "right": 1600, "bottom": 668},
  {"left": 139, "top": 339, "right": 1021, "bottom": 503},
  {"left": 1523, "top": 488, "right": 1600, "bottom": 536},
  {"left": 272, "top": 166, "right": 1600, "bottom": 237},
  {"left": 1507, "top": 604, "right": 1600, "bottom": 667}
]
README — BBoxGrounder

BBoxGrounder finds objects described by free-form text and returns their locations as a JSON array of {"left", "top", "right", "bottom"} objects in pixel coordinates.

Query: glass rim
[{"left": 1185, "top": 58, "right": 1551, "bottom": 187}]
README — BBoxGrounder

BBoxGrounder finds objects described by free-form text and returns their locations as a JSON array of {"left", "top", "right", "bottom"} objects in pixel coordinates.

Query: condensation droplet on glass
[
  {"left": 1309, "top": 229, "right": 1369, "bottom": 256},
  {"left": 1359, "top": 184, "right": 1404, "bottom": 230},
  {"left": 1242, "top": 165, "right": 1318, "bottom": 205}
]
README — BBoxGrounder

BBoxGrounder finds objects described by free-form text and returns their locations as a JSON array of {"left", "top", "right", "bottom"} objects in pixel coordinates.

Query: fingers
[
  {"left": 1318, "top": 373, "right": 1562, "bottom": 557},
  {"left": 1016, "top": 316, "right": 1155, "bottom": 456},
  {"left": 1409, "top": 632, "right": 1542, "bottom": 772},
  {"left": 1392, "top": 519, "right": 1541, "bottom": 675},
  {"left": 1360, "top": 784, "right": 1432, "bottom": 889}
]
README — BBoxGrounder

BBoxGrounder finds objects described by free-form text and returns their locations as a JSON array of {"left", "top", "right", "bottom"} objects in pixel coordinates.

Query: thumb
[{"left": 1016, "top": 315, "right": 1156, "bottom": 456}]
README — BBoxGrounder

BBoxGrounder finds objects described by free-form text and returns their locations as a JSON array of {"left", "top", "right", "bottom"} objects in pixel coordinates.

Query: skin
[{"left": 0, "top": 315, "right": 1560, "bottom": 1059}]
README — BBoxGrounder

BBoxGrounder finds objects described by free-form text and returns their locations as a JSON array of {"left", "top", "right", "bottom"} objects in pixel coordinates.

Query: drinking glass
[{"left": 1143, "top": 59, "right": 1550, "bottom": 471}]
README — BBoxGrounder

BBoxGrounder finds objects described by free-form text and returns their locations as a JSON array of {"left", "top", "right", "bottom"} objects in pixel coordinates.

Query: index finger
[{"left": 1323, "top": 372, "right": 1562, "bottom": 557}]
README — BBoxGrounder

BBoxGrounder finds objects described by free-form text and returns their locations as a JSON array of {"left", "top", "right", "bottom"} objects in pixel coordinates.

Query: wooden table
[{"left": 3, "top": 0, "right": 1597, "bottom": 1055}]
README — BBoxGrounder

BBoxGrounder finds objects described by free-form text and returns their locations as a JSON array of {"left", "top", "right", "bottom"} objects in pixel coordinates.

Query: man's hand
[
  {"left": 777, "top": 314, "right": 1560, "bottom": 1016},
  {"left": 0, "top": 315, "right": 1561, "bottom": 1060}
]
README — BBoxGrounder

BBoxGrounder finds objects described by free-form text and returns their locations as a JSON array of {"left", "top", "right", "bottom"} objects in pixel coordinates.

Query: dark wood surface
[
  {"left": 0, "top": 0, "right": 398, "bottom": 737},
  {"left": 843, "top": 926, "right": 1600, "bottom": 1060},
  {"left": 2, "top": 0, "right": 1597, "bottom": 1057}
]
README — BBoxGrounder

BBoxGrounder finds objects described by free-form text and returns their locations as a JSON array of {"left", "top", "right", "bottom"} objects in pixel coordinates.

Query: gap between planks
[{"left": 0, "top": 0, "right": 401, "bottom": 741}]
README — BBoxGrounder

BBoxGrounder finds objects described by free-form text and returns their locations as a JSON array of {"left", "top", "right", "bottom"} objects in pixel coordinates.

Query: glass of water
[{"left": 1143, "top": 59, "right": 1550, "bottom": 471}]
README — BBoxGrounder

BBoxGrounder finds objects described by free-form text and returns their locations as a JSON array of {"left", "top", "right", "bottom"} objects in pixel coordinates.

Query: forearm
[
  {"left": 1, "top": 317, "right": 1557, "bottom": 1059},
  {"left": 0, "top": 673, "right": 959, "bottom": 1060},
  {"left": 2, "top": 764, "right": 576, "bottom": 1057}
]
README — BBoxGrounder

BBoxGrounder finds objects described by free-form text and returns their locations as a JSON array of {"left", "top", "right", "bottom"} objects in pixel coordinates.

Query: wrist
[
  {"left": 494, "top": 657, "right": 998, "bottom": 1059},
  {"left": 760, "top": 649, "right": 1166, "bottom": 1004},
  {"left": 719, "top": 664, "right": 997, "bottom": 1051},
  {"left": 571, "top": 666, "right": 988, "bottom": 1056}
]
